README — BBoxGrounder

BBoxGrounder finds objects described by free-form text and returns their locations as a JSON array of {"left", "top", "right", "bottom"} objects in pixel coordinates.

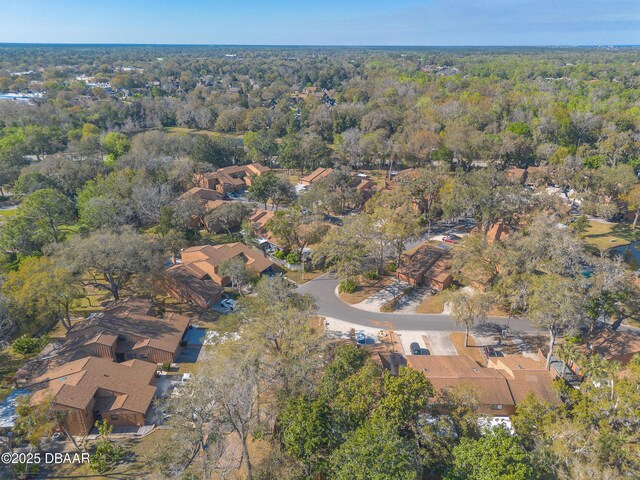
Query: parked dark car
[{"left": 410, "top": 342, "right": 422, "bottom": 355}]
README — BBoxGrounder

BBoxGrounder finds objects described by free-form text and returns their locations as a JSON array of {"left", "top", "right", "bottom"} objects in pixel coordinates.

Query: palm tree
[
  {"left": 555, "top": 341, "right": 579, "bottom": 377},
  {"left": 581, "top": 354, "right": 621, "bottom": 401}
]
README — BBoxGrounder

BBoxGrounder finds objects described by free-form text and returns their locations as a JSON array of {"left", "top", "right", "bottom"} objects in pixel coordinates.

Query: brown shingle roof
[
  {"left": 30, "top": 357, "right": 156, "bottom": 414},
  {"left": 489, "top": 356, "right": 560, "bottom": 405},
  {"left": 249, "top": 209, "right": 275, "bottom": 230},
  {"left": 406, "top": 355, "right": 515, "bottom": 407},
  {"left": 580, "top": 330, "right": 640, "bottom": 365},
  {"left": 301, "top": 167, "right": 333, "bottom": 184},
  {"left": 181, "top": 243, "right": 275, "bottom": 278},
  {"left": 68, "top": 298, "right": 190, "bottom": 355}
]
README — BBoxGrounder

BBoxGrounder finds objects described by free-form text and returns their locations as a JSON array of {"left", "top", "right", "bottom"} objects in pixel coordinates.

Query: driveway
[
  {"left": 422, "top": 331, "right": 457, "bottom": 355},
  {"left": 351, "top": 279, "right": 409, "bottom": 312}
]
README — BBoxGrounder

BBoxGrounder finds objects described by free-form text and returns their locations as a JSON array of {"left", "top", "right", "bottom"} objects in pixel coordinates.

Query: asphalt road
[{"left": 296, "top": 273, "right": 539, "bottom": 334}]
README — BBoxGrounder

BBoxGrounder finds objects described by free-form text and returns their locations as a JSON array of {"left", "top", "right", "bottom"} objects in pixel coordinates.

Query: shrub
[
  {"left": 155, "top": 306, "right": 166, "bottom": 317},
  {"left": 161, "top": 362, "right": 171, "bottom": 372},
  {"left": 380, "top": 299, "right": 398, "bottom": 312},
  {"left": 339, "top": 279, "right": 357, "bottom": 294},
  {"left": 386, "top": 262, "right": 398, "bottom": 273},
  {"left": 363, "top": 270, "right": 379, "bottom": 281},
  {"left": 90, "top": 420, "right": 126, "bottom": 473},
  {"left": 12, "top": 335, "right": 49, "bottom": 356},
  {"left": 273, "top": 250, "right": 286, "bottom": 260},
  {"left": 285, "top": 252, "right": 301, "bottom": 264}
]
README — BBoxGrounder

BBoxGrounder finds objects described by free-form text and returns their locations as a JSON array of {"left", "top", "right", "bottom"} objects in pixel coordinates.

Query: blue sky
[{"left": 1, "top": 0, "right": 639, "bottom": 45}]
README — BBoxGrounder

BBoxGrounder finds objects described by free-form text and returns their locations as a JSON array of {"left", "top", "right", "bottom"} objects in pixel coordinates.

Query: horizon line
[{"left": 0, "top": 42, "right": 639, "bottom": 49}]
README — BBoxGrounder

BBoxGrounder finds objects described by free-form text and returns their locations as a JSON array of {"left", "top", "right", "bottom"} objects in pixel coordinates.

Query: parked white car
[{"left": 221, "top": 299, "right": 237, "bottom": 310}]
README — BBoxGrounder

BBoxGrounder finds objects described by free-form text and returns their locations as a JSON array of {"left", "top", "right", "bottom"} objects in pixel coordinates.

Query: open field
[{"left": 582, "top": 220, "right": 635, "bottom": 251}]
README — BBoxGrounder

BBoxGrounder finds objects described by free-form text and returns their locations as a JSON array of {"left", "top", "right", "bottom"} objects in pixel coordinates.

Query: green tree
[
  {"left": 53, "top": 227, "right": 161, "bottom": 301},
  {"left": 89, "top": 420, "right": 126, "bottom": 473},
  {"left": 1, "top": 189, "right": 75, "bottom": 254},
  {"left": 528, "top": 274, "right": 586, "bottom": 369},
  {"left": 244, "top": 129, "right": 277, "bottom": 165},
  {"left": 265, "top": 208, "right": 328, "bottom": 256},
  {"left": 280, "top": 395, "right": 332, "bottom": 476},
  {"left": 102, "top": 132, "right": 130, "bottom": 166},
  {"left": 2, "top": 256, "right": 82, "bottom": 333},
  {"left": 447, "top": 427, "right": 536, "bottom": 480},
  {"left": 375, "top": 367, "right": 434, "bottom": 427},
  {"left": 329, "top": 417, "right": 418, "bottom": 480},
  {"left": 218, "top": 256, "right": 256, "bottom": 295},
  {"left": 247, "top": 170, "right": 278, "bottom": 209},
  {"left": 621, "top": 184, "right": 640, "bottom": 230}
]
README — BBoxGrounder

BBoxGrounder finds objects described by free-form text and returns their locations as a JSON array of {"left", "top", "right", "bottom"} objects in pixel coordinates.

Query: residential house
[
  {"left": 507, "top": 167, "right": 528, "bottom": 185},
  {"left": 355, "top": 179, "right": 380, "bottom": 193},
  {"left": 163, "top": 265, "right": 224, "bottom": 309},
  {"left": 526, "top": 166, "right": 550, "bottom": 187},
  {"left": 179, "top": 187, "right": 228, "bottom": 211},
  {"left": 406, "top": 354, "right": 559, "bottom": 415},
  {"left": 300, "top": 167, "right": 333, "bottom": 186},
  {"left": 248, "top": 209, "right": 278, "bottom": 251},
  {"left": 170, "top": 243, "right": 277, "bottom": 288},
  {"left": 396, "top": 244, "right": 453, "bottom": 291},
  {"left": 29, "top": 357, "right": 157, "bottom": 436},
  {"left": 571, "top": 330, "right": 640, "bottom": 376},
  {"left": 488, "top": 356, "right": 559, "bottom": 406},
  {"left": 486, "top": 222, "right": 511, "bottom": 244},
  {"left": 65, "top": 298, "right": 191, "bottom": 364},
  {"left": 199, "top": 163, "right": 271, "bottom": 195},
  {"left": 407, "top": 355, "right": 517, "bottom": 414}
]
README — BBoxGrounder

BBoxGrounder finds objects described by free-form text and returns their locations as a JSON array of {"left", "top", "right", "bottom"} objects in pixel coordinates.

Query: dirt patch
[
  {"left": 450, "top": 332, "right": 487, "bottom": 366},
  {"left": 416, "top": 292, "right": 446, "bottom": 314},
  {"left": 339, "top": 276, "right": 394, "bottom": 304}
]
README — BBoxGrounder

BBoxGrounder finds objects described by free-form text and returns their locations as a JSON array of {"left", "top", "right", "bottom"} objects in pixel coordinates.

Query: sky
[{"left": 0, "top": 0, "right": 639, "bottom": 46}]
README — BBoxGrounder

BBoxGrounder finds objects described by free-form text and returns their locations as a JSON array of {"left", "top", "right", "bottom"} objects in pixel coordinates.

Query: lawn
[
  {"left": 0, "top": 208, "right": 17, "bottom": 217},
  {"left": 285, "top": 267, "right": 324, "bottom": 284},
  {"left": 0, "top": 347, "right": 38, "bottom": 400},
  {"left": 450, "top": 332, "right": 487, "bottom": 366},
  {"left": 160, "top": 126, "right": 243, "bottom": 140},
  {"left": 43, "top": 428, "right": 174, "bottom": 478},
  {"left": 582, "top": 220, "right": 636, "bottom": 251},
  {"left": 416, "top": 292, "right": 446, "bottom": 314},
  {"left": 339, "top": 276, "right": 394, "bottom": 304}
]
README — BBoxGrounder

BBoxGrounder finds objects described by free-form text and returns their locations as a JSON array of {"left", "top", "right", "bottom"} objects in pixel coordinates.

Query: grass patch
[
  {"left": 44, "top": 428, "right": 174, "bottom": 478},
  {"left": 450, "top": 332, "right": 487, "bottom": 366},
  {"left": 416, "top": 292, "right": 446, "bottom": 314},
  {"left": 285, "top": 267, "right": 324, "bottom": 284},
  {"left": 0, "top": 208, "right": 18, "bottom": 217},
  {"left": 582, "top": 220, "right": 636, "bottom": 251},
  {"left": 201, "top": 231, "right": 241, "bottom": 244},
  {"left": 0, "top": 346, "right": 40, "bottom": 400},
  {"left": 160, "top": 126, "right": 243, "bottom": 140},
  {"left": 339, "top": 276, "right": 394, "bottom": 304}
]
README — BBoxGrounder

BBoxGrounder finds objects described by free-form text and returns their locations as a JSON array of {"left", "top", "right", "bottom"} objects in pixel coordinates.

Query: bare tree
[{"left": 448, "top": 289, "right": 492, "bottom": 347}]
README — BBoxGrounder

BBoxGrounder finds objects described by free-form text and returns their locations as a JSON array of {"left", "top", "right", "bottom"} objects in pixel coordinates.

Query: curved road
[{"left": 296, "top": 273, "right": 538, "bottom": 334}]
